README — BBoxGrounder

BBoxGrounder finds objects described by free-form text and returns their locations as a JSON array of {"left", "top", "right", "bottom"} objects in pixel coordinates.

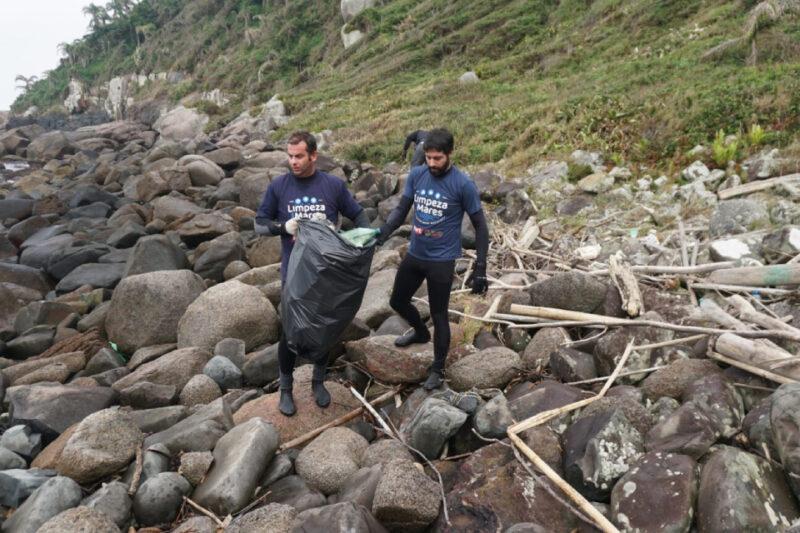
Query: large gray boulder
[
  {"left": 192, "top": 417, "right": 280, "bottom": 515},
  {"left": 6, "top": 383, "right": 116, "bottom": 440},
  {"left": 341, "top": 0, "right": 376, "bottom": 22},
  {"left": 354, "top": 268, "right": 398, "bottom": 327},
  {"left": 372, "top": 460, "right": 440, "bottom": 531},
  {"left": 402, "top": 398, "right": 467, "bottom": 460},
  {"left": 153, "top": 105, "right": 208, "bottom": 144},
  {"left": 123, "top": 234, "right": 188, "bottom": 277},
  {"left": 564, "top": 409, "right": 644, "bottom": 501},
  {"left": 696, "top": 445, "right": 799, "bottom": 532},
  {"left": 295, "top": 427, "right": 369, "bottom": 495},
  {"left": 296, "top": 502, "right": 387, "bottom": 532},
  {"left": 54, "top": 263, "right": 125, "bottom": 294},
  {"left": 447, "top": 346, "right": 520, "bottom": 391},
  {"left": 610, "top": 452, "right": 697, "bottom": 532},
  {"left": 142, "top": 398, "right": 233, "bottom": 454},
  {"left": 1, "top": 475, "right": 82, "bottom": 533},
  {"left": 177, "top": 280, "right": 280, "bottom": 352},
  {"left": 26, "top": 130, "right": 74, "bottom": 161},
  {"left": 227, "top": 503, "right": 297, "bottom": 533},
  {"left": 645, "top": 401, "right": 720, "bottom": 459},
  {"left": 37, "top": 506, "right": 121, "bottom": 533},
  {"left": 709, "top": 199, "right": 770, "bottom": 237},
  {"left": 55, "top": 408, "right": 143, "bottom": 484},
  {"left": 106, "top": 269, "right": 206, "bottom": 353},
  {"left": 528, "top": 271, "right": 608, "bottom": 314},
  {"left": 0, "top": 469, "right": 56, "bottom": 508},
  {"left": 192, "top": 231, "right": 244, "bottom": 281},
  {"left": 81, "top": 481, "right": 132, "bottom": 530},
  {"left": 132, "top": 472, "right": 192, "bottom": 527},
  {"left": 178, "top": 154, "right": 225, "bottom": 186},
  {"left": 112, "top": 346, "right": 211, "bottom": 393},
  {"left": 683, "top": 373, "right": 744, "bottom": 439}
]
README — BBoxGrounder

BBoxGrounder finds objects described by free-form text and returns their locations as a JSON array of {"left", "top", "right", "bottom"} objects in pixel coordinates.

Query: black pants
[
  {"left": 278, "top": 334, "right": 326, "bottom": 389},
  {"left": 389, "top": 254, "right": 455, "bottom": 372}
]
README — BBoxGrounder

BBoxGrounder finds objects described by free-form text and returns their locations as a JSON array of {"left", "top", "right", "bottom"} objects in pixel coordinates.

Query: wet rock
[
  {"left": 261, "top": 475, "right": 327, "bottom": 512},
  {"left": 401, "top": 398, "right": 467, "bottom": 460},
  {"left": 6, "top": 383, "right": 116, "bottom": 440},
  {"left": 143, "top": 398, "right": 233, "bottom": 454},
  {"left": 132, "top": 472, "right": 192, "bottom": 527},
  {"left": 0, "top": 447, "right": 27, "bottom": 470},
  {"left": 743, "top": 398, "right": 777, "bottom": 458},
  {"left": 203, "top": 354, "right": 243, "bottom": 390},
  {"left": 447, "top": 346, "right": 520, "bottom": 391},
  {"left": 507, "top": 380, "right": 584, "bottom": 429},
  {"left": 296, "top": 427, "right": 369, "bottom": 495},
  {"left": 55, "top": 408, "right": 142, "bottom": 484},
  {"left": 0, "top": 468, "right": 55, "bottom": 507},
  {"left": 697, "top": 445, "right": 799, "bottom": 532},
  {"left": 528, "top": 271, "right": 608, "bottom": 314},
  {"left": 122, "top": 444, "right": 170, "bottom": 488},
  {"left": 193, "top": 417, "right": 279, "bottom": 515},
  {"left": 576, "top": 396, "right": 653, "bottom": 437},
  {"left": 594, "top": 311, "right": 673, "bottom": 384},
  {"left": 37, "top": 506, "right": 121, "bottom": 533},
  {"left": 81, "top": 481, "right": 131, "bottom": 529},
  {"left": 355, "top": 269, "right": 398, "bottom": 327},
  {"left": 683, "top": 373, "right": 744, "bottom": 438},
  {"left": 610, "top": 452, "right": 697, "bottom": 532},
  {"left": 641, "top": 358, "right": 721, "bottom": 400},
  {"left": 563, "top": 409, "right": 643, "bottom": 501},
  {"left": 128, "top": 405, "right": 189, "bottom": 434},
  {"left": 645, "top": 402, "right": 719, "bottom": 459},
  {"left": 1, "top": 475, "right": 82, "bottom": 533},
  {"left": 119, "top": 381, "right": 178, "bottom": 409},
  {"left": 177, "top": 280, "right": 280, "bottom": 352}
]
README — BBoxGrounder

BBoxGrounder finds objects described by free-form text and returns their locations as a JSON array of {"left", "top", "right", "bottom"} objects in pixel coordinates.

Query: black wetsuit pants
[{"left": 389, "top": 254, "right": 455, "bottom": 372}]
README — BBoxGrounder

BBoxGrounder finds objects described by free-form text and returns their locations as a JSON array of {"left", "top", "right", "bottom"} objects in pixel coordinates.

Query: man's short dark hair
[
  {"left": 423, "top": 128, "right": 454, "bottom": 154},
  {"left": 287, "top": 131, "right": 317, "bottom": 154}
]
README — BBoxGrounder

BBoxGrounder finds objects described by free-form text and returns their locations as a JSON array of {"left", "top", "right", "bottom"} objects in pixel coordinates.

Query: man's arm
[
  {"left": 402, "top": 130, "right": 420, "bottom": 158},
  {"left": 464, "top": 178, "right": 490, "bottom": 294},
  {"left": 377, "top": 195, "right": 413, "bottom": 243},
  {"left": 254, "top": 183, "right": 290, "bottom": 236}
]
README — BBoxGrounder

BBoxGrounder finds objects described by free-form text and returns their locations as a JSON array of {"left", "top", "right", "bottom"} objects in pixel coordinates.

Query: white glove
[{"left": 285, "top": 218, "right": 299, "bottom": 236}]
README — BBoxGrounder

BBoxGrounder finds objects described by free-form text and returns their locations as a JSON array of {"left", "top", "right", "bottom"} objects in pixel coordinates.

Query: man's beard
[{"left": 429, "top": 159, "right": 451, "bottom": 176}]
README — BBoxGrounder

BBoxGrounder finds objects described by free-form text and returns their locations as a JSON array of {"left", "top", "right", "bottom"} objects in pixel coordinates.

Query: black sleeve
[
  {"left": 402, "top": 131, "right": 419, "bottom": 154},
  {"left": 468, "top": 209, "right": 489, "bottom": 267},
  {"left": 352, "top": 209, "right": 371, "bottom": 229},
  {"left": 379, "top": 195, "right": 413, "bottom": 238}
]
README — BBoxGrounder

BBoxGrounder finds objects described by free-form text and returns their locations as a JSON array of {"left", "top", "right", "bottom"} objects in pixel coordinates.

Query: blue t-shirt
[
  {"left": 255, "top": 170, "right": 364, "bottom": 277},
  {"left": 403, "top": 165, "right": 482, "bottom": 261}
]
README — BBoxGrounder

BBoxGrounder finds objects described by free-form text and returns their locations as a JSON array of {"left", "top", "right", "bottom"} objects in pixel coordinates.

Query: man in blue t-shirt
[
  {"left": 377, "top": 128, "right": 490, "bottom": 390},
  {"left": 255, "top": 131, "right": 370, "bottom": 416}
]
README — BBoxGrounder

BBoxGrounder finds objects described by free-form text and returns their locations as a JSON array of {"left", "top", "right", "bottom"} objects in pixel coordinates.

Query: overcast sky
[{"left": 0, "top": 1, "right": 91, "bottom": 110}]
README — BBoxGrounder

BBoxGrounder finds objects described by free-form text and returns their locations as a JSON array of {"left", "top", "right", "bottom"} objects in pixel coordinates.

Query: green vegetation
[
  {"left": 11, "top": 0, "right": 800, "bottom": 173},
  {"left": 711, "top": 129, "right": 739, "bottom": 167}
]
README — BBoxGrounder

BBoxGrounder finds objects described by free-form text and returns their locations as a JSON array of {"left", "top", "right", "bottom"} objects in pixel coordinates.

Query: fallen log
[
  {"left": 717, "top": 173, "right": 800, "bottom": 200},
  {"left": 707, "top": 264, "right": 800, "bottom": 287},
  {"left": 713, "top": 333, "right": 800, "bottom": 382}
]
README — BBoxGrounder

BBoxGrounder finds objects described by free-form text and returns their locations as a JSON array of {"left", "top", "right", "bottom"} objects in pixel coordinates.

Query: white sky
[{"left": 0, "top": 1, "right": 91, "bottom": 110}]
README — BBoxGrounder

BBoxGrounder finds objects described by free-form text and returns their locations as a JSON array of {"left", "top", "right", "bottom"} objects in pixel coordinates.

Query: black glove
[
  {"left": 467, "top": 263, "right": 488, "bottom": 295},
  {"left": 376, "top": 225, "right": 389, "bottom": 246}
]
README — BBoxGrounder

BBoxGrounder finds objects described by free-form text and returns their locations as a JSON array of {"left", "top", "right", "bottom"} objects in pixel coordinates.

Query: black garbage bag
[{"left": 281, "top": 220, "right": 376, "bottom": 361}]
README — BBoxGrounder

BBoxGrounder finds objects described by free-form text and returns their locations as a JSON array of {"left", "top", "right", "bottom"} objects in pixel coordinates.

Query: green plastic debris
[{"left": 340, "top": 227, "right": 380, "bottom": 248}]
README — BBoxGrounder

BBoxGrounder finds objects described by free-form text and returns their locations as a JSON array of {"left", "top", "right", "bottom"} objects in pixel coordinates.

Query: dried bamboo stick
[
  {"left": 589, "top": 261, "right": 736, "bottom": 276},
  {"left": 689, "top": 283, "right": 796, "bottom": 296},
  {"left": 707, "top": 351, "right": 796, "bottom": 385},
  {"left": 707, "top": 264, "right": 800, "bottom": 287}
]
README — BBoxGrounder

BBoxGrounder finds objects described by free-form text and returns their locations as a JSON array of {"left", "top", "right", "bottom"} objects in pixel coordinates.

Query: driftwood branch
[
  {"left": 183, "top": 496, "right": 224, "bottom": 527},
  {"left": 717, "top": 173, "right": 800, "bottom": 200},
  {"left": 707, "top": 264, "right": 800, "bottom": 287},
  {"left": 608, "top": 253, "right": 643, "bottom": 317},
  {"left": 589, "top": 261, "right": 736, "bottom": 276},
  {"left": 278, "top": 388, "right": 399, "bottom": 451}
]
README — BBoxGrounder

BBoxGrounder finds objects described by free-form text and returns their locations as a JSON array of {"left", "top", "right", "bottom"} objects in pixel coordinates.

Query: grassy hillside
[{"left": 12, "top": 0, "right": 800, "bottom": 172}]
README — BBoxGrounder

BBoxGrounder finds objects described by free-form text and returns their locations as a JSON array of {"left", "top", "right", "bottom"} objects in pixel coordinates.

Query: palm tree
[
  {"left": 14, "top": 75, "right": 38, "bottom": 91},
  {"left": 83, "top": 3, "right": 110, "bottom": 30}
]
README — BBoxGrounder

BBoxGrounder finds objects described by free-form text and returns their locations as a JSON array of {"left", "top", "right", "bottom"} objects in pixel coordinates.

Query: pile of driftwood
[{"left": 473, "top": 215, "right": 800, "bottom": 532}]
